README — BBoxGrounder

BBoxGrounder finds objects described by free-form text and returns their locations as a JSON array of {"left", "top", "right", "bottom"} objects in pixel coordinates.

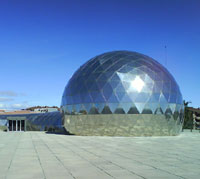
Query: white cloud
[
  {"left": 0, "top": 91, "right": 27, "bottom": 97},
  {"left": 0, "top": 104, "right": 5, "bottom": 108},
  {"left": 0, "top": 97, "right": 14, "bottom": 102},
  {"left": 0, "top": 91, "right": 18, "bottom": 97},
  {"left": 0, "top": 102, "right": 30, "bottom": 111}
]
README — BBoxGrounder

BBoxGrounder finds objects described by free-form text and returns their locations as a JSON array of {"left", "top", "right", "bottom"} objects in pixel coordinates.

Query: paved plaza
[{"left": 0, "top": 131, "right": 200, "bottom": 179}]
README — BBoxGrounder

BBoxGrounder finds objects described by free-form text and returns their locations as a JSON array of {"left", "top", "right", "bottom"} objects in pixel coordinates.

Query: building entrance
[
  {"left": 8, "top": 120, "right": 25, "bottom": 131},
  {"left": 7, "top": 117, "right": 26, "bottom": 131}
]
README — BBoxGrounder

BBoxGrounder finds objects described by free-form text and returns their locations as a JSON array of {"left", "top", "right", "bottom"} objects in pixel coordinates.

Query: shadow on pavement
[{"left": 45, "top": 127, "right": 74, "bottom": 135}]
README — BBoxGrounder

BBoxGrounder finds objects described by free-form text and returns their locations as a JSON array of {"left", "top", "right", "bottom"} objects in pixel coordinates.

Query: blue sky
[{"left": 0, "top": 0, "right": 199, "bottom": 110}]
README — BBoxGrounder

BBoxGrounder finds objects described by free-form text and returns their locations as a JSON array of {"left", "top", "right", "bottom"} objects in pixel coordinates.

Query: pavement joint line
[
  {"left": 1, "top": 132, "right": 200, "bottom": 179},
  {"left": 109, "top": 150, "right": 186, "bottom": 179},
  {"left": 53, "top": 135, "right": 145, "bottom": 179},
  {"left": 58, "top": 136, "right": 148, "bottom": 179},
  {"left": 35, "top": 133, "right": 76, "bottom": 179},
  {"left": 30, "top": 133, "right": 47, "bottom": 179},
  {"left": 5, "top": 133, "right": 22, "bottom": 179},
  {"left": 79, "top": 136, "right": 189, "bottom": 178},
  {"left": 47, "top": 134, "right": 116, "bottom": 179},
  {"left": 129, "top": 146, "right": 200, "bottom": 165},
  {"left": 89, "top": 139, "right": 187, "bottom": 179},
  {"left": 58, "top": 135, "right": 186, "bottom": 179}
]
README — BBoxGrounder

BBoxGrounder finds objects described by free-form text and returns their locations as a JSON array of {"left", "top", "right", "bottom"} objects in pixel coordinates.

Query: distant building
[
  {"left": 33, "top": 107, "right": 58, "bottom": 113},
  {"left": 0, "top": 110, "right": 5, "bottom": 113},
  {"left": 0, "top": 110, "right": 62, "bottom": 132}
]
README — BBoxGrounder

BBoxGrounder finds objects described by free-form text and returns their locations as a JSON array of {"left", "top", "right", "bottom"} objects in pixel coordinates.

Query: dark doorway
[
  {"left": 21, "top": 120, "right": 25, "bottom": 131},
  {"left": 9, "top": 120, "right": 12, "bottom": 131},
  {"left": 8, "top": 120, "right": 25, "bottom": 131},
  {"left": 17, "top": 120, "right": 20, "bottom": 131},
  {"left": 13, "top": 120, "right": 16, "bottom": 131}
]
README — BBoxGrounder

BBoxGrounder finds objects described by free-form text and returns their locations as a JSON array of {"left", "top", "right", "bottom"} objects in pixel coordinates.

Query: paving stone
[{"left": 0, "top": 131, "right": 200, "bottom": 179}]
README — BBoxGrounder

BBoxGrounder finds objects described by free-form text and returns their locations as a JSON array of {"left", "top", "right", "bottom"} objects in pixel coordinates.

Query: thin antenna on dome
[{"left": 164, "top": 45, "right": 167, "bottom": 67}]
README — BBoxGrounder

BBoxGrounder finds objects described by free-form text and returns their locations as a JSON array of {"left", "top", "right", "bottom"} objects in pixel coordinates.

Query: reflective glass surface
[
  {"left": 61, "top": 51, "right": 183, "bottom": 123},
  {"left": 0, "top": 111, "right": 62, "bottom": 131}
]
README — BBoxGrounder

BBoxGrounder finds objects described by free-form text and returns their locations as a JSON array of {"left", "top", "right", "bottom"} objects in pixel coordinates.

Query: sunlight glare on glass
[{"left": 130, "top": 76, "right": 145, "bottom": 92}]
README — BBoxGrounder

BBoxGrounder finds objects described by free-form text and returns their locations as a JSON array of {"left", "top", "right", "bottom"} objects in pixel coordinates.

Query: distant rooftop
[{"left": 0, "top": 110, "right": 38, "bottom": 115}]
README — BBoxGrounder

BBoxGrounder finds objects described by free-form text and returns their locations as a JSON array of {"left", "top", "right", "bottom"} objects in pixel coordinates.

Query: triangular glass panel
[
  {"left": 66, "top": 96, "right": 73, "bottom": 105},
  {"left": 165, "top": 107, "right": 172, "bottom": 115},
  {"left": 148, "top": 103, "right": 159, "bottom": 114},
  {"left": 176, "top": 94, "right": 183, "bottom": 104},
  {"left": 111, "top": 73, "right": 121, "bottom": 82},
  {"left": 95, "top": 103, "right": 105, "bottom": 113},
  {"left": 90, "top": 91, "right": 99, "bottom": 102},
  {"left": 90, "top": 81, "right": 99, "bottom": 91},
  {"left": 142, "top": 103, "right": 153, "bottom": 114},
  {"left": 105, "top": 71, "right": 115, "bottom": 79},
  {"left": 128, "top": 68, "right": 138, "bottom": 75},
  {"left": 83, "top": 93, "right": 92, "bottom": 103},
  {"left": 94, "top": 66, "right": 104, "bottom": 73},
  {"left": 159, "top": 102, "right": 168, "bottom": 114},
  {"left": 163, "top": 83, "right": 171, "bottom": 93},
  {"left": 170, "top": 84, "right": 178, "bottom": 93},
  {"left": 68, "top": 105, "right": 73, "bottom": 113},
  {"left": 169, "top": 104, "right": 176, "bottom": 113},
  {"left": 127, "top": 61, "right": 141, "bottom": 69},
  {"left": 116, "top": 72, "right": 125, "bottom": 81},
  {"left": 119, "top": 65, "right": 133, "bottom": 73},
  {"left": 159, "top": 93, "right": 168, "bottom": 103},
  {"left": 148, "top": 93, "right": 160, "bottom": 103},
  {"left": 71, "top": 105, "right": 77, "bottom": 114},
  {"left": 169, "top": 93, "right": 177, "bottom": 103},
  {"left": 79, "top": 83, "right": 87, "bottom": 93},
  {"left": 155, "top": 107, "right": 163, "bottom": 114},
  {"left": 115, "top": 82, "right": 126, "bottom": 93},
  {"left": 128, "top": 92, "right": 138, "bottom": 102},
  {"left": 114, "top": 108, "right": 125, "bottom": 114},
  {"left": 144, "top": 74, "right": 154, "bottom": 84},
  {"left": 100, "top": 59, "right": 113, "bottom": 70},
  {"left": 173, "top": 111, "right": 179, "bottom": 121},
  {"left": 175, "top": 104, "right": 181, "bottom": 113},
  {"left": 138, "top": 73, "right": 146, "bottom": 81},
  {"left": 102, "top": 83, "right": 113, "bottom": 100},
  {"left": 128, "top": 106, "right": 139, "bottom": 114},
  {"left": 108, "top": 103, "right": 119, "bottom": 113},
  {"left": 154, "top": 71, "right": 163, "bottom": 81},
  {"left": 98, "top": 73, "right": 108, "bottom": 82},
  {"left": 163, "top": 93, "right": 170, "bottom": 102},
  {"left": 109, "top": 81, "right": 119, "bottom": 89},
  {"left": 153, "top": 81, "right": 163, "bottom": 93},
  {"left": 142, "top": 83, "right": 153, "bottom": 93},
  {"left": 122, "top": 103, "right": 134, "bottom": 113},
  {"left": 135, "top": 92, "right": 150, "bottom": 103},
  {"left": 108, "top": 93, "right": 119, "bottom": 103},
  {"left": 94, "top": 92, "right": 106, "bottom": 103},
  {"left": 75, "top": 104, "right": 81, "bottom": 113},
  {"left": 120, "top": 93, "right": 132, "bottom": 103},
  {"left": 134, "top": 103, "right": 146, "bottom": 114},
  {"left": 73, "top": 94, "right": 81, "bottom": 104},
  {"left": 115, "top": 92, "right": 124, "bottom": 101},
  {"left": 97, "top": 80, "right": 107, "bottom": 89},
  {"left": 84, "top": 103, "right": 92, "bottom": 113},
  {"left": 101, "top": 105, "right": 112, "bottom": 114},
  {"left": 121, "top": 81, "right": 130, "bottom": 90},
  {"left": 89, "top": 107, "right": 99, "bottom": 114}
]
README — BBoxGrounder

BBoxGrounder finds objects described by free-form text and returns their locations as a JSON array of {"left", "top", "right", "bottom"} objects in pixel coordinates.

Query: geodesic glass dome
[
  {"left": 61, "top": 51, "right": 183, "bottom": 116},
  {"left": 61, "top": 51, "right": 184, "bottom": 136}
]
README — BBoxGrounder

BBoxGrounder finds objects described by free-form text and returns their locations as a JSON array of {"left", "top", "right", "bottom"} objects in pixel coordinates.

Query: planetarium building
[{"left": 61, "top": 51, "right": 184, "bottom": 136}]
